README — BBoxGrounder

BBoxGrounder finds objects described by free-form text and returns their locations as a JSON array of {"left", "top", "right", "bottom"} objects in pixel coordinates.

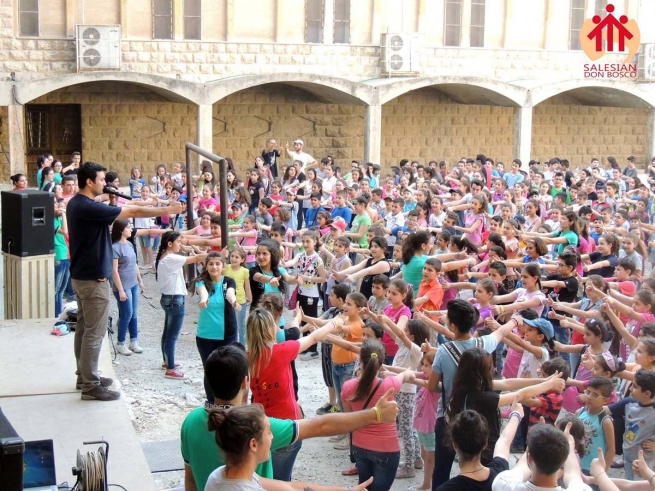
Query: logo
[{"left": 580, "top": 4, "right": 640, "bottom": 78}]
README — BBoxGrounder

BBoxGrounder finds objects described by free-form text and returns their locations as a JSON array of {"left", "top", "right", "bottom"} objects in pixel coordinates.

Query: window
[
  {"left": 306, "top": 0, "right": 323, "bottom": 43},
  {"left": 19, "top": 0, "right": 38, "bottom": 37},
  {"left": 594, "top": 0, "right": 607, "bottom": 18},
  {"left": 569, "top": 0, "right": 585, "bottom": 50},
  {"left": 444, "top": 0, "right": 462, "bottom": 47},
  {"left": 153, "top": 0, "right": 173, "bottom": 40},
  {"left": 334, "top": 0, "right": 350, "bottom": 44},
  {"left": 184, "top": 0, "right": 201, "bottom": 40},
  {"left": 470, "top": 0, "right": 485, "bottom": 47}
]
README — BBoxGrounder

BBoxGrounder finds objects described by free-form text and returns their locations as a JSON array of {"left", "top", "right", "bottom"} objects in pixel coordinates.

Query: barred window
[
  {"left": 153, "top": 0, "right": 173, "bottom": 40},
  {"left": 569, "top": 0, "right": 585, "bottom": 50},
  {"left": 470, "top": 0, "right": 485, "bottom": 48},
  {"left": 334, "top": 0, "right": 350, "bottom": 44},
  {"left": 306, "top": 0, "right": 324, "bottom": 43},
  {"left": 184, "top": 0, "right": 201, "bottom": 40},
  {"left": 19, "top": 0, "right": 39, "bottom": 37},
  {"left": 444, "top": 0, "right": 462, "bottom": 47}
]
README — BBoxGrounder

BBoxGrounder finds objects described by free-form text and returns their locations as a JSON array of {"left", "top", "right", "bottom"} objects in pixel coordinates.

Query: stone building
[{"left": 0, "top": 0, "right": 654, "bottom": 181}]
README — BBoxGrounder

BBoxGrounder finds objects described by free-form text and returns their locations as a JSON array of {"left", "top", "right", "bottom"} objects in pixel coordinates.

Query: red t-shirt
[
  {"left": 341, "top": 376, "right": 401, "bottom": 452},
  {"left": 250, "top": 341, "right": 301, "bottom": 420},
  {"left": 381, "top": 304, "right": 411, "bottom": 358}
]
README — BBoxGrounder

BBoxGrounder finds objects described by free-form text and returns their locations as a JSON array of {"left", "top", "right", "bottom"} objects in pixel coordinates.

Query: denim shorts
[{"left": 417, "top": 430, "right": 436, "bottom": 451}]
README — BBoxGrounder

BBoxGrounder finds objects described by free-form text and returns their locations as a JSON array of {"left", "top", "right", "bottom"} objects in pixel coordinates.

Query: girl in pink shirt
[
  {"left": 341, "top": 339, "right": 414, "bottom": 491},
  {"left": 229, "top": 216, "right": 258, "bottom": 268}
]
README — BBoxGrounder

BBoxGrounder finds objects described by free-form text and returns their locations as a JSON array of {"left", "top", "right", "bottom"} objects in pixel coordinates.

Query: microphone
[{"left": 103, "top": 186, "right": 133, "bottom": 201}]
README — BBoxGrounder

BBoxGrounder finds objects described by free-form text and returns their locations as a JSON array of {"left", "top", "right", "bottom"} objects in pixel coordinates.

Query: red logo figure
[{"left": 587, "top": 4, "right": 632, "bottom": 52}]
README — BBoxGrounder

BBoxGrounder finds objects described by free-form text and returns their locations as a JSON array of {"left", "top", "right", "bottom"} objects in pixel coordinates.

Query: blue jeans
[
  {"left": 64, "top": 273, "right": 76, "bottom": 300},
  {"left": 113, "top": 284, "right": 140, "bottom": 343},
  {"left": 271, "top": 439, "right": 302, "bottom": 481},
  {"left": 236, "top": 303, "right": 248, "bottom": 345},
  {"left": 332, "top": 361, "right": 356, "bottom": 410},
  {"left": 352, "top": 446, "right": 400, "bottom": 491},
  {"left": 54, "top": 259, "right": 70, "bottom": 316},
  {"left": 160, "top": 294, "right": 185, "bottom": 369}
]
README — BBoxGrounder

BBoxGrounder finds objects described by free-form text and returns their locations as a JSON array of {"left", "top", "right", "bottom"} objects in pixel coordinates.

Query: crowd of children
[{"left": 41, "top": 149, "right": 655, "bottom": 491}]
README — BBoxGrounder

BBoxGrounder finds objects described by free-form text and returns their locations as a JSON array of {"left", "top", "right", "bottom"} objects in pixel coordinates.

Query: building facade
[{"left": 0, "top": 0, "right": 654, "bottom": 180}]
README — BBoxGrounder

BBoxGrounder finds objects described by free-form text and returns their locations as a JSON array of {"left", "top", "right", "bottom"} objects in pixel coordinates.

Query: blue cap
[{"left": 523, "top": 318, "right": 554, "bottom": 340}]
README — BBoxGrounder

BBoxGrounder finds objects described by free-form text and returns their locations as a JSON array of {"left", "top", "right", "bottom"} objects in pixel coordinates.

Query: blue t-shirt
[
  {"left": 261, "top": 267, "right": 287, "bottom": 326},
  {"left": 195, "top": 276, "right": 237, "bottom": 340},
  {"left": 433, "top": 335, "right": 498, "bottom": 418},
  {"left": 331, "top": 206, "right": 352, "bottom": 225},
  {"left": 305, "top": 206, "right": 325, "bottom": 228}
]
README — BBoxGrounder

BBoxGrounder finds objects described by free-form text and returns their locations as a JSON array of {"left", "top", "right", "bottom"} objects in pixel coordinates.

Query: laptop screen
[{"left": 23, "top": 440, "right": 56, "bottom": 488}]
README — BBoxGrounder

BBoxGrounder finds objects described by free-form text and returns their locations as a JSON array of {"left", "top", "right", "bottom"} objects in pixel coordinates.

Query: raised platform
[{"left": 0, "top": 318, "right": 155, "bottom": 490}]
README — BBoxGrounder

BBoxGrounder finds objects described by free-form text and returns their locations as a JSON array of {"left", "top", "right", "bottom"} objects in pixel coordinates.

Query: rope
[{"left": 78, "top": 448, "right": 106, "bottom": 491}]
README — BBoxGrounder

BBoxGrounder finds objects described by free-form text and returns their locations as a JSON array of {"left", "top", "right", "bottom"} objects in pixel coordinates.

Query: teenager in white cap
[{"left": 285, "top": 139, "right": 316, "bottom": 173}]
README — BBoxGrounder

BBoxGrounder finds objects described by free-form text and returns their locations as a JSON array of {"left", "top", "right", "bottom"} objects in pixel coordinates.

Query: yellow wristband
[
  {"left": 372, "top": 407, "right": 381, "bottom": 423},
  {"left": 500, "top": 305, "right": 505, "bottom": 314}
]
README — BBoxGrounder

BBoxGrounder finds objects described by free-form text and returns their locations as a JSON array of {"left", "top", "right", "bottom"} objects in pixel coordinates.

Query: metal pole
[
  {"left": 218, "top": 158, "right": 228, "bottom": 246},
  {"left": 185, "top": 146, "right": 195, "bottom": 280}
]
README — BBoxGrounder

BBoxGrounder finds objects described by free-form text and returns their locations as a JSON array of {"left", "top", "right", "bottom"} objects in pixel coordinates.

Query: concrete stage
[{"left": 0, "top": 318, "right": 155, "bottom": 490}]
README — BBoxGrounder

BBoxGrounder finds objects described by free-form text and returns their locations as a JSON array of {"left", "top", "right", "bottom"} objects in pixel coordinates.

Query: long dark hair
[
  {"left": 447, "top": 348, "right": 496, "bottom": 421},
  {"left": 155, "top": 230, "right": 181, "bottom": 280},
  {"left": 350, "top": 339, "right": 386, "bottom": 402},
  {"left": 192, "top": 252, "right": 225, "bottom": 297},
  {"left": 401, "top": 231, "right": 431, "bottom": 265},
  {"left": 207, "top": 404, "right": 267, "bottom": 467},
  {"left": 111, "top": 219, "right": 130, "bottom": 243},
  {"left": 256, "top": 240, "right": 286, "bottom": 293}
]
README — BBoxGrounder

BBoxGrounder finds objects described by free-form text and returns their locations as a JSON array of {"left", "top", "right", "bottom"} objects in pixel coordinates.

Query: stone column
[
  {"left": 364, "top": 105, "right": 382, "bottom": 164},
  {"left": 173, "top": 0, "right": 184, "bottom": 40},
  {"left": 323, "top": 0, "right": 334, "bottom": 44},
  {"left": 513, "top": 106, "right": 532, "bottom": 171},
  {"left": 647, "top": 108, "right": 655, "bottom": 165},
  {"left": 8, "top": 104, "right": 26, "bottom": 176},
  {"left": 196, "top": 104, "right": 213, "bottom": 169}
]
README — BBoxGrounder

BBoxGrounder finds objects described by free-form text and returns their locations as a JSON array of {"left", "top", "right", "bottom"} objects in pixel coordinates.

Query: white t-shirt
[
  {"left": 517, "top": 345, "right": 549, "bottom": 379},
  {"left": 493, "top": 468, "right": 592, "bottom": 491},
  {"left": 288, "top": 150, "right": 315, "bottom": 172},
  {"left": 391, "top": 333, "right": 422, "bottom": 393},
  {"left": 205, "top": 467, "right": 264, "bottom": 491},
  {"left": 156, "top": 254, "right": 188, "bottom": 295}
]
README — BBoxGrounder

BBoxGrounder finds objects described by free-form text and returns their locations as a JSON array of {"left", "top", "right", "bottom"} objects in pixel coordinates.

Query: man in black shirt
[
  {"left": 261, "top": 138, "right": 280, "bottom": 179},
  {"left": 67, "top": 162, "right": 182, "bottom": 401}
]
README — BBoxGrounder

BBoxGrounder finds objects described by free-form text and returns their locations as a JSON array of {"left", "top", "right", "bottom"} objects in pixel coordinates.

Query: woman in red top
[
  {"left": 246, "top": 307, "right": 340, "bottom": 481},
  {"left": 341, "top": 339, "right": 414, "bottom": 491}
]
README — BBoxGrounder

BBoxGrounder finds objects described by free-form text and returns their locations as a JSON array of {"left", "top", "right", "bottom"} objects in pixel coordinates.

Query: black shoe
[
  {"left": 76, "top": 376, "right": 113, "bottom": 391},
  {"left": 81, "top": 385, "right": 120, "bottom": 401}
]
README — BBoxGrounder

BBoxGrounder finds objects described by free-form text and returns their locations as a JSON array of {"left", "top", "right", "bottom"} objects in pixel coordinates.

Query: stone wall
[
  {"left": 380, "top": 89, "right": 515, "bottom": 168},
  {"left": 212, "top": 86, "right": 366, "bottom": 176},
  {"left": 0, "top": 105, "right": 9, "bottom": 181},
  {"left": 531, "top": 94, "right": 650, "bottom": 168},
  {"left": 30, "top": 83, "right": 196, "bottom": 179}
]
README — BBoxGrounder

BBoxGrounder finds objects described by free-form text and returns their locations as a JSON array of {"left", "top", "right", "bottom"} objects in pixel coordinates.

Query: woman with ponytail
[
  {"left": 341, "top": 339, "right": 414, "bottom": 491},
  {"left": 155, "top": 230, "right": 207, "bottom": 380},
  {"left": 204, "top": 404, "right": 373, "bottom": 491}
]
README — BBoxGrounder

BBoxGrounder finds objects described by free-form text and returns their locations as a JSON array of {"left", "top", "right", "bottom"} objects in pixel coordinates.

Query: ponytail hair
[
  {"left": 155, "top": 230, "right": 181, "bottom": 280},
  {"left": 207, "top": 404, "right": 267, "bottom": 467},
  {"left": 350, "top": 339, "right": 386, "bottom": 402},
  {"left": 401, "top": 231, "right": 431, "bottom": 265},
  {"left": 390, "top": 278, "right": 414, "bottom": 309},
  {"left": 585, "top": 318, "right": 613, "bottom": 343}
]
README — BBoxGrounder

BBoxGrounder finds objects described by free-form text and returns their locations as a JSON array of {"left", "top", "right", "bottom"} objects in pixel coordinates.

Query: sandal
[{"left": 341, "top": 466, "right": 358, "bottom": 476}]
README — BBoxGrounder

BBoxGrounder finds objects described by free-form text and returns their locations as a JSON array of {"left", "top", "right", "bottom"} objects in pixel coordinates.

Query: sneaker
[
  {"left": 328, "top": 433, "right": 346, "bottom": 443},
  {"left": 299, "top": 352, "right": 319, "bottom": 361},
  {"left": 316, "top": 402, "right": 333, "bottom": 415},
  {"left": 334, "top": 436, "right": 350, "bottom": 450},
  {"left": 414, "top": 458, "right": 424, "bottom": 469},
  {"left": 610, "top": 459, "right": 624, "bottom": 469},
  {"left": 81, "top": 385, "right": 120, "bottom": 401},
  {"left": 165, "top": 368, "right": 185, "bottom": 380},
  {"left": 116, "top": 343, "right": 132, "bottom": 356},
  {"left": 395, "top": 467, "right": 416, "bottom": 479},
  {"left": 161, "top": 362, "right": 181, "bottom": 370},
  {"left": 129, "top": 340, "right": 143, "bottom": 353},
  {"left": 76, "top": 376, "right": 113, "bottom": 391},
  {"left": 328, "top": 405, "right": 341, "bottom": 413},
  {"left": 341, "top": 466, "right": 358, "bottom": 476}
]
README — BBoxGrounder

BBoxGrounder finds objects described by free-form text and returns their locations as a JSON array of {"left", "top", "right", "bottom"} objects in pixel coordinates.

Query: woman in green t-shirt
[{"left": 524, "top": 210, "right": 579, "bottom": 256}]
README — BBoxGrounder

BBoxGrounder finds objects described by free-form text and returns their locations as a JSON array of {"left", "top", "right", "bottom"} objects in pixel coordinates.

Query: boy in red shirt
[
  {"left": 415, "top": 257, "right": 444, "bottom": 313},
  {"left": 525, "top": 357, "right": 568, "bottom": 427}
]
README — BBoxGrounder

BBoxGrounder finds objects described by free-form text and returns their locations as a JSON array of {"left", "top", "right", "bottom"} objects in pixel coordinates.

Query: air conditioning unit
[
  {"left": 638, "top": 44, "right": 655, "bottom": 81},
  {"left": 76, "top": 25, "right": 121, "bottom": 72},
  {"left": 381, "top": 33, "right": 421, "bottom": 76}
]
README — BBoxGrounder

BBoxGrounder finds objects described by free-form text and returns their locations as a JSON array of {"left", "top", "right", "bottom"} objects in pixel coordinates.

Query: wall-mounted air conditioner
[
  {"left": 76, "top": 25, "right": 121, "bottom": 72},
  {"left": 381, "top": 33, "right": 421, "bottom": 76}
]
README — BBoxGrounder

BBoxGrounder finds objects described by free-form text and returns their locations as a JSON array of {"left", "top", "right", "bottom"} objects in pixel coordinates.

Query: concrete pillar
[
  {"left": 364, "top": 105, "right": 382, "bottom": 164},
  {"left": 513, "top": 106, "right": 532, "bottom": 171},
  {"left": 173, "top": 0, "right": 184, "bottom": 40},
  {"left": 647, "top": 109, "right": 655, "bottom": 165},
  {"left": 8, "top": 104, "right": 26, "bottom": 176},
  {"left": 226, "top": 0, "right": 234, "bottom": 41},
  {"left": 460, "top": 0, "right": 472, "bottom": 47},
  {"left": 323, "top": 0, "right": 334, "bottom": 44},
  {"left": 196, "top": 104, "right": 213, "bottom": 169}
]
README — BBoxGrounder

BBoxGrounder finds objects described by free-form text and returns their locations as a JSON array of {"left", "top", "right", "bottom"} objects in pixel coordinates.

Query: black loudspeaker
[
  {"left": 1, "top": 190, "right": 54, "bottom": 257},
  {"left": 0, "top": 407, "right": 24, "bottom": 491}
]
